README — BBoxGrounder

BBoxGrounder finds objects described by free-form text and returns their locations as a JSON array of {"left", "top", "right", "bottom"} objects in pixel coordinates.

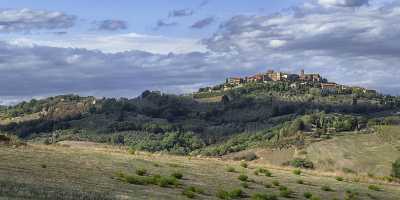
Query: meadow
[{"left": 0, "top": 141, "right": 399, "bottom": 200}]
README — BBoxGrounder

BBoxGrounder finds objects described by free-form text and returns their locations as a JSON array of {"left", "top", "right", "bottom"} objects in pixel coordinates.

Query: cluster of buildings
[
  {"left": 226, "top": 69, "right": 325, "bottom": 86},
  {"left": 197, "top": 69, "right": 377, "bottom": 96}
]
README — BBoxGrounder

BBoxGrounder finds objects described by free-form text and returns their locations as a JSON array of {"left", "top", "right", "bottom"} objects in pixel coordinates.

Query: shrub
[
  {"left": 368, "top": 185, "right": 381, "bottom": 191},
  {"left": 238, "top": 174, "right": 249, "bottom": 182},
  {"left": 216, "top": 188, "right": 244, "bottom": 199},
  {"left": 342, "top": 167, "right": 356, "bottom": 174},
  {"left": 128, "top": 148, "right": 136, "bottom": 155},
  {"left": 287, "top": 158, "right": 314, "bottom": 169},
  {"left": 182, "top": 186, "right": 204, "bottom": 198},
  {"left": 279, "top": 189, "right": 293, "bottom": 198},
  {"left": 272, "top": 180, "right": 280, "bottom": 186},
  {"left": 303, "top": 192, "right": 312, "bottom": 199},
  {"left": 392, "top": 158, "right": 400, "bottom": 178},
  {"left": 116, "top": 172, "right": 180, "bottom": 187},
  {"left": 255, "top": 168, "right": 272, "bottom": 177},
  {"left": 233, "top": 152, "right": 258, "bottom": 161},
  {"left": 296, "top": 179, "right": 304, "bottom": 184},
  {"left": 336, "top": 176, "right": 344, "bottom": 181},
  {"left": 240, "top": 182, "right": 249, "bottom": 188},
  {"left": 229, "top": 188, "right": 244, "bottom": 198},
  {"left": 171, "top": 172, "right": 183, "bottom": 179},
  {"left": 40, "top": 164, "right": 47, "bottom": 169},
  {"left": 321, "top": 185, "right": 334, "bottom": 192},
  {"left": 251, "top": 193, "right": 278, "bottom": 200},
  {"left": 264, "top": 183, "right": 272, "bottom": 188},
  {"left": 293, "top": 169, "right": 302, "bottom": 175},
  {"left": 216, "top": 189, "right": 230, "bottom": 199},
  {"left": 135, "top": 168, "right": 147, "bottom": 176},
  {"left": 156, "top": 176, "right": 179, "bottom": 187},
  {"left": 240, "top": 162, "right": 248, "bottom": 168},
  {"left": 278, "top": 186, "right": 288, "bottom": 191},
  {"left": 227, "top": 166, "right": 237, "bottom": 173},
  {"left": 345, "top": 189, "right": 359, "bottom": 200},
  {"left": 182, "top": 189, "right": 196, "bottom": 198}
]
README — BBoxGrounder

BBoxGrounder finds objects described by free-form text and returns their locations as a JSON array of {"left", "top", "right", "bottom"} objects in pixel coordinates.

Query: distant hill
[{"left": 0, "top": 71, "right": 399, "bottom": 159}]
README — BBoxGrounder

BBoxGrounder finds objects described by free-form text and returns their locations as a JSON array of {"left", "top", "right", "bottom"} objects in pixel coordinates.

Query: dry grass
[{"left": 0, "top": 142, "right": 399, "bottom": 199}]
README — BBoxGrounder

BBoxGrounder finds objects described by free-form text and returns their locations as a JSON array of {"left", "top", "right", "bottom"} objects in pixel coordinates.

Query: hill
[
  {"left": 1, "top": 70, "right": 400, "bottom": 199},
  {"left": 0, "top": 142, "right": 399, "bottom": 200}
]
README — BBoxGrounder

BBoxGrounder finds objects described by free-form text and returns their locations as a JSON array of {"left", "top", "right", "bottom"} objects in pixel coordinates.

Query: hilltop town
[{"left": 197, "top": 69, "right": 377, "bottom": 96}]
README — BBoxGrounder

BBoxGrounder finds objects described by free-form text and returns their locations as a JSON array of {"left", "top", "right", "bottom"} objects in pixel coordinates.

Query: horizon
[{"left": 0, "top": 0, "right": 399, "bottom": 105}]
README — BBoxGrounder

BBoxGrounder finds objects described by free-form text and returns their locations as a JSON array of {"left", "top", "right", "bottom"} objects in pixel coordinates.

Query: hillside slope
[{"left": 0, "top": 143, "right": 399, "bottom": 200}]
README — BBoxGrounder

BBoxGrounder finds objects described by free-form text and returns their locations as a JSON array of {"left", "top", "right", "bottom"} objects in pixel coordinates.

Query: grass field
[{"left": 0, "top": 141, "right": 399, "bottom": 200}]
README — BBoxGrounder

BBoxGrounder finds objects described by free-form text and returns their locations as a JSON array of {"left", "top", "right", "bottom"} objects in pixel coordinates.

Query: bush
[
  {"left": 238, "top": 174, "right": 248, "bottom": 182},
  {"left": 392, "top": 158, "right": 400, "bottom": 178},
  {"left": 116, "top": 172, "right": 179, "bottom": 187},
  {"left": 40, "top": 164, "right": 47, "bottom": 169},
  {"left": 229, "top": 188, "right": 244, "bottom": 198},
  {"left": 255, "top": 168, "right": 272, "bottom": 177},
  {"left": 182, "top": 189, "right": 195, "bottom": 198},
  {"left": 156, "top": 176, "right": 179, "bottom": 187},
  {"left": 216, "top": 188, "right": 244, "bottom": 199},
  {"left": 135, "top": 168, "right": 147, "bottom": 176},
  {"left": 279, "top": 189, "right": 293, "bottom": 198},
  {"left": 128, "top": 148, "right": 136, "bottom": 155},
  {"left": 227, "top": 166, "right": 237, "bottom": 173},
  {"left": 240, "top": 162, "right": 248, "bottom": 168},
  {"left": 368, "top": 185, "right": 381, "bottom": 191},
  {"left": 336, "top": 176, "right": 344, "bottom": 181},
  {"left": 296, "top": 179, "right": 304, "bottom": 184},
  {"left": 272, "top": 180, "right": 280, "bottom": 186},
  {"left": 321, "top": 185, "right": 334, "bottom": 192},
  {"left": 251, "top": 193, "right": 278, "bottom": 200},
  {"left": 287, "top": 158, "right": 314, "bottom": 169},
  {"left": 293, "top": 169, "right": 302, "bottom": 175},
  {"left": 233, "top": 152, "right": 258, "bottom": 161},
  {"left": 240, "top": 182, "right": 249, "bottom": 188},
  {"left": 264, "top": 183, "right": 272, "bottom": 188},
  {"left": 182, "top": 186, "right": 204, "bottom": 198},
  {"left": 342, "top": 167, "right": 356, "bottom": 174},
  {"left": 278, "top": 186, "right": 288, "bottom": 191},
  {"left": 303, "top": 192, "right": 312, "bottom": 199},
  {"left": 171, "top": 172, "right": 183, "bottom": 179}
]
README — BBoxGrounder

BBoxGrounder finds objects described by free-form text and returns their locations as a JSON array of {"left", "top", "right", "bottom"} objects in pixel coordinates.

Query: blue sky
[
  {"left": 0, "top": 0, "right": 299, "bottom": 37},
  {"left": 0, "top": 0, "right": 399, "bottom": 104}
]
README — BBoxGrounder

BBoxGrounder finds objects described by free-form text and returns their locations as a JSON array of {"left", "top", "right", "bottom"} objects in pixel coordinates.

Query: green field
[{"left": 1, "top": 141, "right": 399, "bottom": 200}]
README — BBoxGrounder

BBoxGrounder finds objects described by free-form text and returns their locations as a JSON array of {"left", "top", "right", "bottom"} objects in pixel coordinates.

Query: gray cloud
[
  {"left": 204, "top": 2, "right": 400, "bottom": 94},
  {"left": 155, "top": 20, "right": 178, "bottom": 29},
  {"left": 169, "top": 9, "right": 194, "bottom": 17},
  {"left": 95, "top": 20, "right": 127, "bottom": 31},
  {"left": 0, "top": 42, "right": 234, "bottom": 102},
  {"left": 0, "top": 8, "right": 76, "bottom": 33},
  {"left": 318, "top": 0, "right": 369, "bottom": 7},
  {"left": 191, "top": 17, "right": 215, "bottom": 29},
  {"left": 1, "top": 1, "right": 400, "bottom": 104}
]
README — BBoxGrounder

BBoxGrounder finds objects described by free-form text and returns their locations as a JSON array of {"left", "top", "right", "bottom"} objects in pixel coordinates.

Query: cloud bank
[
  {"left": 1, "top": 1, "right": 400, "bottom": 104},
  {"left": 95, "top": 20, "right": 127, "bottom": 31},
  {"left": 0, "top": 8, "right": 76, "bottom": 32}
]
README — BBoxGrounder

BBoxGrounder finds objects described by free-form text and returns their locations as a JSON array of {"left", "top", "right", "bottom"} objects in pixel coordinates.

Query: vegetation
[
  {"left": 216, "top": 188, "right": 244, "bottom": 199},
  {"left": 392, "top": 158, "right": 400, "bottom": 178}
]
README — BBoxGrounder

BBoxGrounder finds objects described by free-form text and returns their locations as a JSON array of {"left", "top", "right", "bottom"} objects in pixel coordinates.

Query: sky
[{"left": 0, "top": 0, "right": 399, "bottom": 104}]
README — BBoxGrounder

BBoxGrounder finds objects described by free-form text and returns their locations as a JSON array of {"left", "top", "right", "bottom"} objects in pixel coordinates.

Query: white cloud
[
  {"left": 269, "top": 40, "right": 287, "bottom": 48},
  {"left": 0, "top": 8, "right": 76, "bottom": 32},
  {"left": 7, "top": 33, "right": 207, "bottom": 54},
  {"left": 318, "top": 0, "right": 369, "bottom": 7},
  {"left": 204, "top": 1, "right": 400, "bottom": 94}
]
